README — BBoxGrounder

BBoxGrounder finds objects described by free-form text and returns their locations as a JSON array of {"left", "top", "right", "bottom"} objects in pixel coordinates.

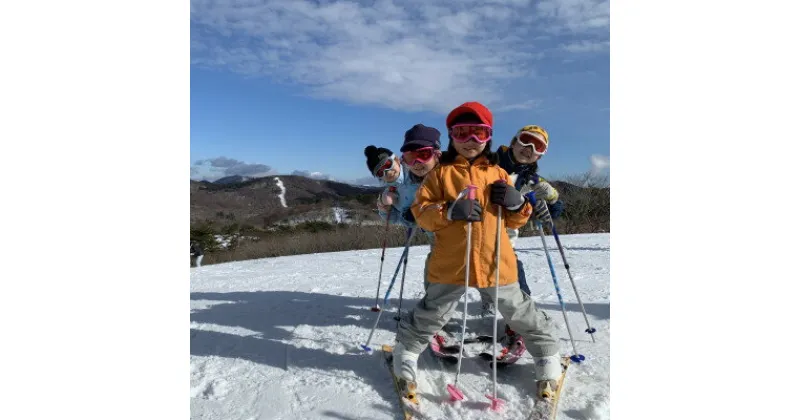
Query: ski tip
[
  {"left": 381, "top": 344, "right": 393, "bottom": 352},
  {"left": 570, "top": 354, "right": 586, "bottom": 363}
]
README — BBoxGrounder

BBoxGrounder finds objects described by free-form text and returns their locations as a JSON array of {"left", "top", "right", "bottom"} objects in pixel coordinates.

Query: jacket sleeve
[
  {"left": 377, "top": 207, "right": 389, "bottom": 221},
  {"left": 376, "top": 186, "right": 396, "bottom": 221},
  {"left": 410, "top": 169, "right": 451, "bottom": 232},
  {"left": 499, "top": 168, "right": 533, "bottom": 229}
]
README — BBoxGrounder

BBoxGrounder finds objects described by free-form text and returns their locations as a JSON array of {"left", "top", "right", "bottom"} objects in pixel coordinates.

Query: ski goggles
[
  {"left": 373, "top": 157, "right": 394, "bottom": 178},
  {"left": 402, "top": 147, "right": 436, "bottom": 165},
  {"left": 515, "top": 130, "right": 548, "bottom": 155},
  {"left": 449, "top": 124, "right": 492, "bottom": 143}
]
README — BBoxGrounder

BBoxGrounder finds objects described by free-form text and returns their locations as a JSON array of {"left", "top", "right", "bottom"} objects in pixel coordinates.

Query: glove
[
  {"left": 376, "top": 196, "right": 391, "bottom": 213},
  {"left": 524, "top": 191, "right": 552, "bottom": 225},
  {"left": 531, "top": 180, "right": 557, "bottom": 203},
  {"left": 446, "top": 198, "right": 482, "bottom": 222},
  {"left": 489, "top": 182, "right": 526, "bottom": 211},
  {"left": 379, "top": 189, "right": 398, "bottom": 206},
  {"left": 402, "top": 208, "right": 416, "bottom": 224}
]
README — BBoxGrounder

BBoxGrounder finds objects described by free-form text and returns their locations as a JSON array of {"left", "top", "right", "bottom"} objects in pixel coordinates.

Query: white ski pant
[{"left": 395, "top": 282, "right": 560, "bottom": 357}]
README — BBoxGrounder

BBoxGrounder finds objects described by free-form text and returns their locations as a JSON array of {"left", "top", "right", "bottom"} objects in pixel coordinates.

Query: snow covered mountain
[
  {"left": 190, "top": 233, "right": 610, "bottom": 420},
  {"left": 191, "top": 175, "right": 383, "bottom": 227}
]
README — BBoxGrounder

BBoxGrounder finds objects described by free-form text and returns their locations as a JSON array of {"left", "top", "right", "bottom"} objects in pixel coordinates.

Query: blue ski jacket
[{"left": 378, "top": 164, "right": 434, "bottom": 242}]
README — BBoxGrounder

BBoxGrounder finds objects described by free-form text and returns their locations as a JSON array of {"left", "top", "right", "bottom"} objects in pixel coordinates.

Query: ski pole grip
[{"left": 466, "top": 185, "right": 477, "bottom": 200}]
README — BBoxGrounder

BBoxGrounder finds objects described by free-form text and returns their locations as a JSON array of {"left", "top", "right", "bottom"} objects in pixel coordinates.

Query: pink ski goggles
[
  {"left": 449, "top": 124, "right": 492, "bottom": 143},
  {"left": 402, "top": 147, "right": 436, "bottom": 165}
]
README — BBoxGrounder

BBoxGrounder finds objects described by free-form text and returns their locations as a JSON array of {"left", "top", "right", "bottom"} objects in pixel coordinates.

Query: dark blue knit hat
[
  {"left": 364, "top": 145, "right": 394, "bottom": 174},
  {"left": 400, "top": 124, "right": 441, "bottom": 152}
]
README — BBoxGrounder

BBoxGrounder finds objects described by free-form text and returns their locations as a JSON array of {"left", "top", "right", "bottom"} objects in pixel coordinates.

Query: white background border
[{"left": 1, "top": 1, "right": 798, "bottom": 419}]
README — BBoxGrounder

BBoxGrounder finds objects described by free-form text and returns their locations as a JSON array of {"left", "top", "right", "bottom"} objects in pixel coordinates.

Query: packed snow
[
  {"left": 190, "top": 233, "right": 610, "bottom": 420},
  {"left": 274, "top": 177, "right": 288, "bottom": 208}
]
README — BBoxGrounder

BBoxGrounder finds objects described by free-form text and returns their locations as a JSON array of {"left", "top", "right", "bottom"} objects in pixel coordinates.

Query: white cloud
[
  {"left": 535, "top": 0, "right": 611, "bottom": 33},
  {"left": 590, "top": 154, "right": 610, "bottom": 172},
  {"left": 190, "top": 156, "right": 276, "bottom": 181},
  {"left": 494, "top": 99, "right": 543, "bottom": 112},
  {"left": 191, "top": 156, "right": 374, "bottom": 184},
  {"left": 191, "top": 0, "right": 609, "bottom": 114},
  {"left": 562, "top": 40, "right": 610, "bottom": 53},
  {"left": 589, "top": 154, "right": 610, "bottom": 187},
  {"left": 189, "top": 157, "right": 350, "bottom": 183}
]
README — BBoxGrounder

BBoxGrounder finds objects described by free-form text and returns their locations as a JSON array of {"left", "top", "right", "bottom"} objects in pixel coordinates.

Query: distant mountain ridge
[
  {"left": 190, "top": 173, "right": 603, "bottom": 231},
  {"left": 211, "top": 175, "right": 256, "bottom": 185},
  {"left": 191, "top": 174, "right": 382, "bottom": 228}
]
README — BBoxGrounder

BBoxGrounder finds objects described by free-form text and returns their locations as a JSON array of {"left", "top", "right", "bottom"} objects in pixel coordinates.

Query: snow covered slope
[{"left": 190, "top": 233, "right": 610, "bottom": 420}]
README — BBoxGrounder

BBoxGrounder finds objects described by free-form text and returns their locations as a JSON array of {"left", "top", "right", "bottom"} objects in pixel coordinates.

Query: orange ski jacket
[{"left": 410, "top": 155, "right": 533, "bottom": 288}]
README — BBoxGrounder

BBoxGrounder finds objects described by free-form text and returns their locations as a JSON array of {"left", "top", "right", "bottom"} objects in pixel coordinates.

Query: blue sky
[{"left": 190, "top": 0, "right": 610, "bottom": 185}]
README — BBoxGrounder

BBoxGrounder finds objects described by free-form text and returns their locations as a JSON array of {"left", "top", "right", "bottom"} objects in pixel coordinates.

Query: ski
[
  {"left": 429, "top": 332, "right": 493, "bottom": 363},
  {"left": 429, "top": 334, "right": 459, "bottom": 363},
  {"left": 383, "top": 343, "right": 569, "bottom": 419},
  {"left": 527, "top": 356, "right": 571, "bottom": 420},
  {"left": 480, "top": 341, "right": 526, "bottom": 365},
  {"left": 479, "top": 325, "right": 527, "bottom": 365},
  {"left": 381, "top": 344, "right": 420, "bottom": 420}
]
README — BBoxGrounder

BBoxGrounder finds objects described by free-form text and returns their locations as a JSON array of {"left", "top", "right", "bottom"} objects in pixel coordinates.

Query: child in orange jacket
[{"left": 392, "top": 102, "right": 562, "bottom": 396}]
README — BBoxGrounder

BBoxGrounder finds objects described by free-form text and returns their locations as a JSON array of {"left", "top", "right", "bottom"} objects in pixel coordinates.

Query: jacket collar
[
  {"left": 452, "top": 154, "right": 491, "bottom": 168},
  {"left": 498, "top": 145, "right": 538, "bottom": 189},
  {"left": 382, "top": 159, "right": 407, "bottom": 186}
]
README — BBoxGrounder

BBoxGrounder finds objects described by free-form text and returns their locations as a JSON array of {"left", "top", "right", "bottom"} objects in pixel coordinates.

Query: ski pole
[
  {"left": 361, "top": 227, "right": 416, "bottom": 352},
  {"left": 394, "top": 227, "right": 413, "bottom": 322},
  {"left": 360, "top": 247, "right": 407, "bottom": 352},
  {"left": 447, "top": 185, "right": 477, "bottom": 402},
  {"left": 486, "top": 180, "right": 506, "bottom": 411},
  {"left": 535, "top": 220, "right": 585, "bottom": 363},
  {"left": 551, "top": 225, "right": 597, "bottom": 342},
  {"left": 383, "top": 227, "right": 417, "bottom": 305},
  {"left": 371, "top": 190, "right": 395, "bottom": 312}
]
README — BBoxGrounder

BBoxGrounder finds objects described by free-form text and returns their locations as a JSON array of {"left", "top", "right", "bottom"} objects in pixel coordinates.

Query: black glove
[
  {"left": 490, "top": 182, "right": 526, "bottom": 210},
  {"left": 402, "top": 208, "right": 415, "bottom": 224},
  {"left": 446, "top": 199, "right": 482, "bottom": 222}
]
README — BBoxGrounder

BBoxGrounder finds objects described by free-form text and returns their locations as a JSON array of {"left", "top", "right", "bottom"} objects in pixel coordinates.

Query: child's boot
[
  {"left": 392, "top": 341, "right": 420, "bottom": 383},
  {"left": 392, "top": 341, "right": 421, "bottom": 401},
  {"left": 533, "top": 353, "right": 562, "bottom": 398}
]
